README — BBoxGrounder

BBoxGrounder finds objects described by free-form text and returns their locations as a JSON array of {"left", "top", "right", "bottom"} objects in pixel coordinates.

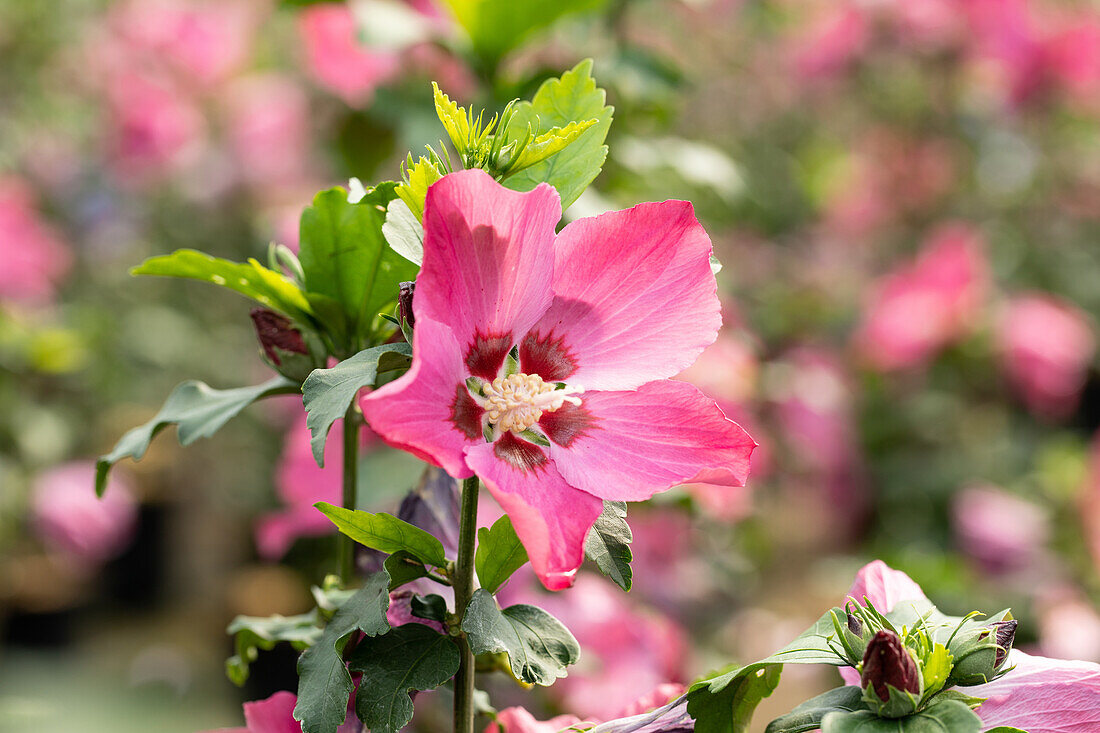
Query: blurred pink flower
[
  {"left": 105, "top": 72, "right": 207, "bottom": 182},
  {"left": 222, "top": 74, "right": 312, "bottom": 194},
  {"left": 202, "top": 689, "right": 359, "bottom": 733},
  {"left": 952, "top": 483, "right": 1050, "bottom": 574},
  {"left": 997, "top": 294, "right": 1096, "bottom": 418},
  {"left": 842, "top": 560, "right": 1100, "bottom": 732},
  {"left": 960, "top": 0, "right": 1047, "bottom": 106},
  {"left": 255, "top": 413, "right": 375, "bottom": 560},
  {"left": 1044, "top": 19, "right": 1100, "bottom": 107},
  {"left": 485, "top": 708, "right": 590, "bottom": 733},
  {"left": 855, "top": 223, "right": 988, "bottom": 371},
  {"left": 1037, "top": 586, "right": 1100, "bottom": 664},
  {"left": 0, "top": 177, "right": 72, "bottom": 305},
  {"left": 627, "top": 509, "right": 712, "bottom": 613},
  {"left": 792, "top": 6, "right": 869, "bottom": 81},
  {"left": 502, "top": 573, "right": 688, "bottom": 720},
  {"left": 297, "top": 4, "right": 400, "bottom": 106},
  {"left": 108, "top": 0, "right": 260, "bottom": 89},
  {"left": 32, "top": 461, "right": 137, "bottom": 566}
]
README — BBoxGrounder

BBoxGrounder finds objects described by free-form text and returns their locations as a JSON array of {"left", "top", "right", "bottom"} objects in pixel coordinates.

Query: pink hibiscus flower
[
  {"left": 0, "top": 177, "right": 72, "bottom": 305},
  {"left": 297, "top": 4, "right": 400, "bottom": 106},
  {"left": 361, "top": 170, "right": 755, "bottom": 590},
  {"left": 842, "top": 560, "right": 1100, "bottom": 732}
]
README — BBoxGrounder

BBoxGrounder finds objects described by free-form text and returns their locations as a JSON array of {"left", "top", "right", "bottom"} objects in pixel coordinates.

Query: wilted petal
[
  {"left": 418, "top": 169, "right": 559, "bottom": 370},
  {"left": 969, "top": 650, "right": 1100, "bottom": 732},
  {"left": 589, "top": 694, "right": 694, "bottom": 733},
  {"left": 549, "top": 381, "right": 755, "bottom": 502},
  {"left": 361, "top": 316, "right": 476, "bottom": 479},
  {"left": 532, "top": 200, "right": 720, "bottom": 390},
  {"left": 465, "top": 438, "right": 603, "bottom": 590}
]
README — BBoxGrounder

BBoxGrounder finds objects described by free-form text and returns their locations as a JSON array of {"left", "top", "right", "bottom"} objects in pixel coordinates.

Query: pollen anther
[{"left": 480, "top": 372, "right": 583, "bottom": 435}]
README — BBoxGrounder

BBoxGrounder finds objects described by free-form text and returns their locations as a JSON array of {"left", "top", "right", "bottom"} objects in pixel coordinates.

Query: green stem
[
  {"left": 339, "top": 403, "right": 361, "bottom": 585},
  {"left": 452, "top": 475, "right": 480, "bottom": 733}
]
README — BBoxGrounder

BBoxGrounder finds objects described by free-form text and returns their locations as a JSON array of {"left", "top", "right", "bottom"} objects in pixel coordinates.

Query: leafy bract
[
  {"left": 820, "top": 699, "right": 981, "bottom": 733},
  {"left": 395, "top": 155, "right": 443, "bottom": 222},
  {"left": 226, "top": 612, "right": 321, "bottom": 686},
  {"left": 130, "top": 249, "right": 314, "bottom": 325},
  {"left": 95, "top": 376, "right": 296, "bottom": 495},
  {"left": 765, "top": 687, "right": 867, "bottom": 733},
  {"left": 501, "top": 59, "right": 613, "bottom": 211},
  {"left": 384, "top": 550, "right": 431, "bottom": 590},
  {"left": 298, "top": 184, "right": 418, "bottom": 353},
  {"left": 348, "top": 624, "right": 461, "bottom": 733},
  {"left": 461, "top": 589, "right": 579, "bottom": 686},
  {"left": 381, "top": 198, "right": 424, "bottom": 265},
  {"left": 293, "top": 571, "right": 391, "bottom": 733},
  {"left": 441, "top": 0, "right": 606, "bottom": 65},
  {"left": 475, "top": 515, "right": 529, "bottom": 593},
  {"left": 584, "top": 500, "right": 633, "bottom": 591},
  {"left": 687, "top": 609, "right": 850, "bottom": 733},
  {"left": 301, "top": 343, "right": 412, "bottom": 465},
  {"left": 315, "top": 502, "right": 448, "bottom": 568}
]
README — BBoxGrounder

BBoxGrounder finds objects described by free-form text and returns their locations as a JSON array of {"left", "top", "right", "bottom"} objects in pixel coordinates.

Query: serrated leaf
[
  {"left": 96, "top": 376, "right": 296, "bottom": 496},
  {"left": 584, "top": 500, "right": 632, "bottom": 591},
  {"left": 131, "top": 249, "right": 314, "bottom": 324},
  {"left": 820, "top": 699, "right": 982, "bottom": 733},
  {"left": 315, "top": 502, "right": 448, "bottom": 568},
  {"left": 501, "top": 59, "right": 613, "bottom": 211},
  {"left": 294, "top": 571, "right": 391, "bottom": 733},
  {"left": 461, "top": 589, "right": 579, "bottom": 686},
  {"left": 381, "top": 198, "right": 424, "bottom": 265},
  {"left": 226, "top": 612, "right": 322, "bottom": 686},
  {"left": 764, "top": 687, "right": 867, "bottom": 733},
  {"left": 347, "top": 624, "right": 461, "bottom": 733},
  {"left": 505, "top": 119, "right": 598, "bottom": 175},
  {"left": 441, "top": 0, "right": 606, "bottom": 64},
  {"left": 298, "top": 184, "right": 418, "bottom": 351},
  {"left": 433, "top": 82, "right": 473, "bottom": 153},
  {"left": 475, "top": 515, "right": 529, "bottom": 593},
  {"left": 687, "top": 609, "right": 851, "bottom": 733},
  {"left": 395, "top": 156, "right": 443, "bottom": 222},
  {"left": 302, "top": 343, "right": 412, "bottom": 465}
]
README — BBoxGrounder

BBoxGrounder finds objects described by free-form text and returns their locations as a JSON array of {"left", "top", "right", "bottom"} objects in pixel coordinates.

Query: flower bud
[
  {"left": 947, "top": 618, "right": 1015, "bottom": 687},
  {"left": 397, "top": 281, "right": 415, "bottom": 343},
  {"left": 860, "top": 630, "right": 922, "bottom": 717},
  {"left": 847, "top": 611, "right": 863, "bottom": 637},
  {"left": 249, "top": 308, "right": 317, "bottom": 382}
]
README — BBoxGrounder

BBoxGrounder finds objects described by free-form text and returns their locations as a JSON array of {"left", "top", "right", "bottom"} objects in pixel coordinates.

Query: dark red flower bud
[
  {"left": 992, "top": 619, "right": 1018, "bottom": 668},
  {"left": 861, "top": 630, "right": 921, "bottom": 702},
  {"left": 398, "top": 281, "right": 415, "bottom": 330},
  {"left": 249, "top": 308, "right": 307, "bottom": 366}
]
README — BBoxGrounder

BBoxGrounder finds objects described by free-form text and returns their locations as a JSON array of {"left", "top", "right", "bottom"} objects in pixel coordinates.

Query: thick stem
[
  {"left": 339, "top": 404, "right": 361, "bottom": 585},
  {"left": 452, "top": 475, "right": 480, "bottom": 733}
]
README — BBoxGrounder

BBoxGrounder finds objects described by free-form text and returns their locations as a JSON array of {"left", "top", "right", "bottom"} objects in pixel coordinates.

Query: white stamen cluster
[{"left": 482, "top": 372, "right": 583, "bottom": 434}]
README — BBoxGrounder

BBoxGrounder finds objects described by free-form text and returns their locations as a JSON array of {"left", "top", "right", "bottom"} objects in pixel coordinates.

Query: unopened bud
[
  {"left": 397, "top": 281, "right": 415, "bottom": 343},
  {"left": 861, "top": 630, "right": 921, "bottom": 703},
  {"left": 947, "top": 618, "right": 1012, "bottom": 687},
  {"left": 992, "top": 619, "right": 1018, "bottom": 668},
  {"left": 249, "top": 308, "right": 316, "bottom": 382},
  {"left": 847, "top": 611, "right": 863, "bottom": 637}
]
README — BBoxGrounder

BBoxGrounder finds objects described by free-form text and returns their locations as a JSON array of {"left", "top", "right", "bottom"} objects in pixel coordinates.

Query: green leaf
[
  {"left": 983, "top": 728, "right": 1027, "bottom": 732},
  {"left": 440, "top": 0, "right": 606, "bottom": 64},
  {"left": 765, "top": 687, "right": 867, "bottom": 733},
  {"left": 298, "top": 184, "right": 418, "bottom": 350},
  {"left": 584, "top": 501, "right": 632, "bottom": 591},
  {"left": 411, "top": 594, "right": 449, "bottom": 622},
  {"left": 475, "top": 515, "right": 529, "bottom": 593},
  {"left": 131, "top": 249, "right": 314, "bottom": 324},
  {"left": 820, "top": 699, "right": 982, "bottom": 733},
  {"left": 687, "top": 609, "right": 850, "bottom": 733},
  {"left": 226, "top": 612, "right": 322, "bottom": 686},
  {"left": 505, "top": 119, "right": 598, "bottom": 176},
  {"left": 395, "top": 155, "right": 443, "bottom": 222},
  {"left": 501, "top": 59, "right": 614, "bottom": 211},
  {"left": 461, "top": 589, "right": 579, "bottom": 686},
  {"left": 385, "top": 550, "right": 431, "bottom": 590},
  {"left": 347, "top": 624, "right": 461, "bottom": 733},
  {"left": 301, "top": 343, "right": 412, "bottom": 466},
  {"left": 381, "top": 198, "right": 424, "bottom": 265},
  {"left": 96, "top": 376, "right": 296, "bottom": 496},
  {"left": 315, "top": 502, "right": 448, "bottom": 568},
  {"left": 294, "top": 571, "right": 391, "bottom": 733}
]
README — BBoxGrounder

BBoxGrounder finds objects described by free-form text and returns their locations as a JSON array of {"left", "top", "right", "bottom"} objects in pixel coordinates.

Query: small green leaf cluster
[{"left": 687, "top": 598, "right": 1019, "bottom": 733}]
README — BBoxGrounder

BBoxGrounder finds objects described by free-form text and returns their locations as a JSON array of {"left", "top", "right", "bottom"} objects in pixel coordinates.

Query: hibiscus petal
[
  {"left": 969, "top": 650, "right": 1100, "bottom": 732},
  {"left": 531, "top": 200, "right": 720, "bottom": 390},
  {"left": 549, "top": 380, "right": 755, "bottom": 502},
  {"left": 244, "top": 691, "right": 301, "bottom": 733},
  {"left": 417, "top": 169, "right": 560, "bottom": 372},
  {"left": 844, "top": 559, "right": 928, "bottom": 611},
  {"left": 360, "top": 317, "right": 476, "bottom": 479},
  {"left": 465, "top": 436, "right": 603, "bottom": 591}
]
